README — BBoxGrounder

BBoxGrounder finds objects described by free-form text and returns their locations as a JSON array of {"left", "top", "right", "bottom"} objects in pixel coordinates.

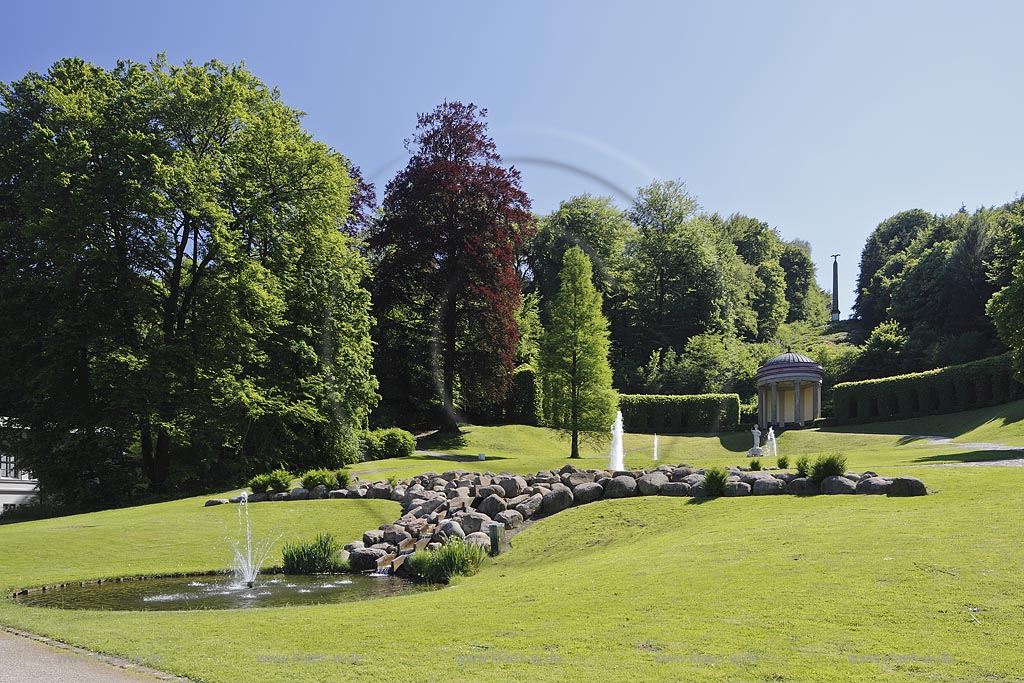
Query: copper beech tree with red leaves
[{"left": 370, "top": 102, "right": 534, "bottom": 431}]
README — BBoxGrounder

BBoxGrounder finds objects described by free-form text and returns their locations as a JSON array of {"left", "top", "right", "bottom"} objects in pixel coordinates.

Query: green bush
[
  {"left": 795, "top": 455, "right": 811, "bottom": 478},
  {"left": 386, "top": 474, "right": 401, "bottom": 488},
  {"left": 777, "top": 455, "right": 789, "bottom": 470},
  {"left": 810, "top": 452, "right": 847, "bottom": 480},
  {"left": 360, "top": 428, "right": 417, "bottom": 460},
  {"left": 406, "top": 538, "right": 487, "bottom": 584},
  {"left": 749, "top": 458, "right": 761, "bottom": 471},
  {"left": 618, "top": 393, "right": 741, "bottom": 433},
  {"left": 247, "top": 473, "right": 272, "bottom": 494},
  {"left": 281, "top": 532, "right": 348, "bottom": 574},
  {"left": 266, "top": 468, "right": 294, "bottom": 493},
  {"left": 831, "top": 353, "right": 1022, "bottom": 423},
  {"left": 300, "top": 468, "right": 336, "bottom": 491},
  {"left": 334, "top": 469, "right": 351, "bottom": 490},
  {"left": 703, "top": 466, "right": 728, "bottom": 496}
]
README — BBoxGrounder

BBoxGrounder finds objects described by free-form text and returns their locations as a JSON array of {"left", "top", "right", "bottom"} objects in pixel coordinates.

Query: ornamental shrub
[
  {"left": 301, "top": 468, "right": 336, "bottom": 491},
  {"left": 703, "top": 466, "right": 729, "bottom": 496},
  {"left": 618, "top": 394, "right": 740, "bottom": 433},
  {"left": 266, "top": 468, "right": 294, "bottom": 493},
  {"left": 777, "top": 455, "right": 790, "bottom": 470},
  {"left": 810, "top": 452, "right": 847, "bottom": 480},
  {"left": 749, "top": 458, "right": 762, "bottom": 471},
  {"left": 795, "top": 455, "right": 812, "bottom": 478},
  {"left": 247, "top": 473, "right": 272, "bottom": 494}
]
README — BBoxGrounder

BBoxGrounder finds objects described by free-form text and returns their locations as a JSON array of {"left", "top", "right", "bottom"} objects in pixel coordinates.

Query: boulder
[
  {"left": 637, "top": 472, "right": 670, "bottom": 496},
  {"left": 362, "top": 529, "right": 385, "bottom": 546},
  {"left": 842, "top": 472, "right": 860, "bottom": 483},
  {"left": 888, "top": 476, "right": 927, "bottom": 497},
  {"left": 855, "top": 476, "right": 891, "bottom": 495},
  {"left": 461, "top": 511, "right": 493, "bottom": 535},
  {"left": 465, "top": 532, "right": 491, "bottom": 548},
  {"left": 514, "top": 493, "right": 544, "bottom": 520},
  {"left": 661, "top": 482, "right": 691, "bottom": 497},
  {"left": 689, "top": 482, "right": 707, "bottom": 497},
  {"left": 725, "top": 481, "right": 752, "bottom": 497},
  {"left": 787, "top": 477, "right": 819, "bottom": 496},
  {"left": 308, "top": 484, "right": 328, "bottom": 500},
  {"left": 542, "top": 485, "right": 575, "bottom": 514},
  {"left": 328, "top": 489, "right": 348, "bottom": 499},
  {"left": 343, "top": 541, "right": 364, "bottom": 552},
  {"left": 572, "top": 482, "right": 605, "bottom": 505},
  {"left": 289, "top": 488, "right": 310, "bottom": 501},
  {"left": 478, "top": 493, "right": 508, "bottom": 518},
  {"left": 246, "top": 493, "right": 268, "bottom": 503},
  {"left": 348, "top": 547, "right": 388, "bottom": 572},
  {"left": 752, "top": 477, "right": 786, "bottom": 495},
  {"left": 437, "top": 519, "right": 466, "bottom": 540},
  {"left": 771, "top": 472, "right": 797, "bottom": 484},
  {"left": 670, "top": 467, "right": 698, "bottom": 482},
  {"left": 272, "top": 492, "right": 292, "bottom": 501},
  {"left": 497, "top": 476, "right": 529, "bottom": 498},
  {"left": 383, "top": 526, "right": 413, "bottom": 546},
  {"left": 495, "top": 509, "right": 524, "bottom": 529},
  {"left": 604, "top": 475, "right": 638, "bottom": 499},
  {"left": 477, "top": 485, "right": 503, "bottom": 499},
  {"left": 681, "top": 473, "right": 706, "bottom": 487},
  {"left": 564, "top": 471, "right": 596, "bottom": 488},
  {"left": 740, "top": 471, "right": 777, "bottom": 487},
  {"left": 821, "top": 475, "right": 856, "bottom": 494},
  {"left": 204, "top": 499, "right": 228, "bottom": 507}
]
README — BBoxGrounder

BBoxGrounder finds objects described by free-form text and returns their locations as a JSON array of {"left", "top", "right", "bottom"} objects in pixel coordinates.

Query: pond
[{"left": 15, "top": 573, "right": 435, "bottom": 611}]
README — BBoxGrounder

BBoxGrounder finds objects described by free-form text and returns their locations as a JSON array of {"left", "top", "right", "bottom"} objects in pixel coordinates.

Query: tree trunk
[
  {"left": 570, "top": 429, "right": 580, "bottom": 459},
  {"left": 438, "top": 275, "right": 461, "bottom": 433}
]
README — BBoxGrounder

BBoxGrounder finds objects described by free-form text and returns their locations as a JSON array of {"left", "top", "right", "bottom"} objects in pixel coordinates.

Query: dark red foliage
[
  {"left": 341, "top": 160, "right": 376, "bottom": 237},
  {"left": 371, "top": 102, "right": 534, "bottom": 426}
]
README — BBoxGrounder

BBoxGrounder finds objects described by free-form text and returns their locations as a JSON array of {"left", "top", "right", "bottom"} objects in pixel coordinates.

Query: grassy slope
[{"left": 1, "top": 405, "right": 1022, "bottom": 682}]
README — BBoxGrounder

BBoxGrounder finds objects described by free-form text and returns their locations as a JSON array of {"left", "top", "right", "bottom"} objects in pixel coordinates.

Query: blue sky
[{"left": 3, "top": 0, "right": 1023, "bottom": 316}]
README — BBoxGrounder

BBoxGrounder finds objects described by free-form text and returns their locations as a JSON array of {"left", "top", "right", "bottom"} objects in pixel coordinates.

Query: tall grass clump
[
  {"left": 282, "top": 532, "right": 348, "bottom": 574},
  {"left": 810, "top": 452, "right": 848, "bottom": 480},
  {"left": 406, "top": 538, "right": 487, "bottom": 584},
  {"left": 795, "top": 455, "right": 812, "bottom": 478},
  {"left": 777, "top": 455, "right": 789, "bottom": 469},
  {"left": 703, "top": 466, "right": 729, "bottom": 497},
  {"left": 749, "top": 458, "right": 762, "bottom": 471},
  {"left": 334, "top": 469, "right": 351, "bottom": 489}
]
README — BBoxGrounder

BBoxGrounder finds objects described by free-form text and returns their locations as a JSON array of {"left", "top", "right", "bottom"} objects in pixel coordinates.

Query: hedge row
[
  {"left": 618, "top": 394, "right": 740, "bottom": 433},
  {"left": 831, "top": 353, "right": 1022, "bottom": 423}
]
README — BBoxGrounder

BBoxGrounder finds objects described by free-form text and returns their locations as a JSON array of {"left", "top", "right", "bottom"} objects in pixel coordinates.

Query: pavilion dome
[
  {"left": 755, "top": 350, "right": 824, "bottom": 383},
  {"left": 754, "top": 350, "right": 824, "bottom": 428},
  {"left": 761, "top": 351, "right": 817, "bottom": 367}
]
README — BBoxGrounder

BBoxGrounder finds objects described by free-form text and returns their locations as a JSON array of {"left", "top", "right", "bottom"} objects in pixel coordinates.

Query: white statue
[{"left": 751, "top": 424, "right": 762, "bottom": 449}]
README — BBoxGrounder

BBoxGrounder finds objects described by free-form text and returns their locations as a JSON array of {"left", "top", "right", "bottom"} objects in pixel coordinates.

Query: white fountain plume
[
  {"left": 653, "top": 433, "right": 659, "bottom": 461},
  {"left": 230, "top": 491, "right": 276, "bottom": 588},
  {"left": 767, "top": 427, "right": 778, "bottom": 460},
  {"left": 609, "top": 411, "right": 625, "bottom": 471}
]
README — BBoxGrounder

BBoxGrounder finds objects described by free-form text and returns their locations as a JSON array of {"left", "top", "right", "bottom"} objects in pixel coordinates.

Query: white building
[{"left": 0, "top": 419, "right": 38, "bottom": 514}]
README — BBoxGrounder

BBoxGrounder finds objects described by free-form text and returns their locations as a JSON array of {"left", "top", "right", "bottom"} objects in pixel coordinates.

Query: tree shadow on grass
[
  {"left": 911, "top": 449, "right": 1024, "bottom": 465},
  {"left": 418, "top": 431, "right": 469, "bottom": 452},
  {"left": 686, "top": 496, "right": 717, "bottom": 505}
]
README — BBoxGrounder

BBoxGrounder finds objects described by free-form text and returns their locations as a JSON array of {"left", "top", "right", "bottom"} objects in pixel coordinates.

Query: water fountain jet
[
  {"left": 609, "top": 411, "right": 625, "bottom": 471},
  {"left": 230, "top": 492, "right": 275, "bottom": 589}
]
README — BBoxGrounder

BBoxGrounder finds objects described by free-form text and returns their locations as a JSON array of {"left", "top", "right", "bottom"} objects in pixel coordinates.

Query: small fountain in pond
[
  {"left": 609, "top": 410, "right": 625, "bottom": 471},
  {"left": 230, "top": 492, "right": 275, "bottom": 589},
  {"left": 653, "top": 433, "right": 659, "bottom": 461},
  {"left": 766, "top": 427, "right": 778, "bottom": 460}
]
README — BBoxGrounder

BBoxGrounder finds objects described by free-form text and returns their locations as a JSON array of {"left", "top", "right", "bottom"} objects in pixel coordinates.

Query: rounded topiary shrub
[
  {"left": 301, "top": 468, "right": 336, "bottom": 490},
  {"left": 266, "top": 468, "right": 294, "bottom": 493},
  {"left": 247, "top": 473, "right": 272, "bottom": 494}
]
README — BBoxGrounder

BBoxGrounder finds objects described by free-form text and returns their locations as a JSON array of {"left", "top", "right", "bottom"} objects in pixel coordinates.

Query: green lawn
[{"left": 1, "top": 406, "right": 1023, "bottom": 682}]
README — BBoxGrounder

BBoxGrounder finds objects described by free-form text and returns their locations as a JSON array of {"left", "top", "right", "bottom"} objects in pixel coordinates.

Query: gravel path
[
  {"left": 0, "top": 629, "right": 192, "bottom": 683},
  {"left": 887, "top": 434, "right": 1024, "bottom": 467}
]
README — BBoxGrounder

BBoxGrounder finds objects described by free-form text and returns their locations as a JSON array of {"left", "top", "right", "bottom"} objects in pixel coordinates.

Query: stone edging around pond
[{"left": 205, "top": 464, "right": 928, "bottom": 575}]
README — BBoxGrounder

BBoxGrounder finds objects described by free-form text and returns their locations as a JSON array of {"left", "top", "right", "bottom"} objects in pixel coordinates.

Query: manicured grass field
[{"left": 1, "top": 404, "right": 1022, "bottom": 682}]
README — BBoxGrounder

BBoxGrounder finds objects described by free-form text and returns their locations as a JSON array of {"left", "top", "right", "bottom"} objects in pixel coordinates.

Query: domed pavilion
[{"left": 755, "top": 351, "right": 824, "bottom": 429}]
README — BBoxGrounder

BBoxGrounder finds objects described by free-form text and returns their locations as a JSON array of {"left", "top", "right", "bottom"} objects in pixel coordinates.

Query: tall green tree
[
  {"left": 540, "top": 247, "right": 616, "bottom": 458},
  {"left": 369, "top": 102, "right": 533, "bottom": 430},
  {"left": 0, "top": 57, "right": 377, "bottom": 504}
]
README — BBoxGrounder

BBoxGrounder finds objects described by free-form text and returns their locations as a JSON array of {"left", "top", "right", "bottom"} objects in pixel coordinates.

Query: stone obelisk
[{"left": 830, "top": 254, "right": 841, "bottom": 322}]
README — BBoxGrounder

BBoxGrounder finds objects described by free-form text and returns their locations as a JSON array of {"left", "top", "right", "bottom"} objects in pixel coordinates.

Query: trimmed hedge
[
  {"left": 504, "top": 364, "right": 542, "bottom": 426},
  {"left": 618, "top": 393, "right": 740, "bottom": 433},
  {"left": 831, "top": 353, "right": 1022, "bottom": 423},
  {"left": 360, "top": 428, "right": 417, "bottom": 460}
]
